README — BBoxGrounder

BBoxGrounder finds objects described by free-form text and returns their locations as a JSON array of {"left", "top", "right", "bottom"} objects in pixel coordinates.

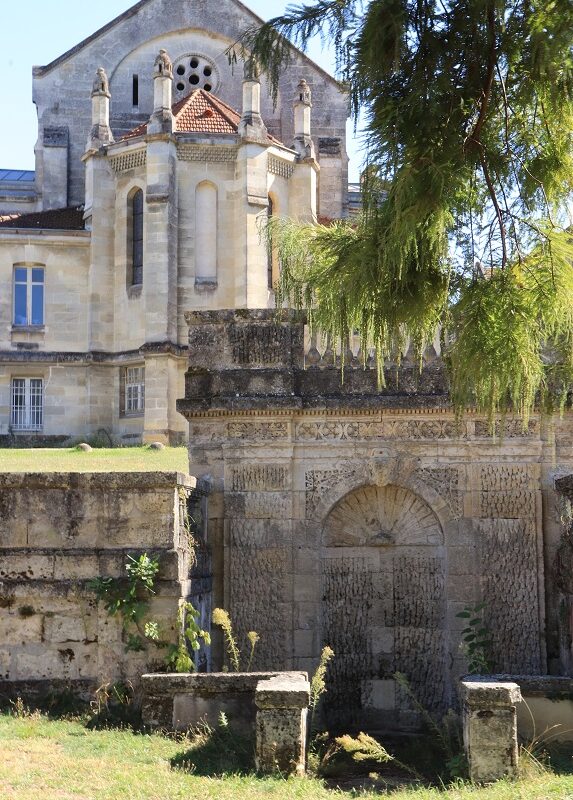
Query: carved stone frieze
[
  {"left": 230, "top": 465, "right": 289, "bottom": 492},
  {"left": 474, "top": 419, "right": 538, "bottom": 438},
  {"left": 227, "top": 421, "right": 289, "bottom": 441},
  {"left": 295, "top": 419, "right": 466, "bottom": 442}
]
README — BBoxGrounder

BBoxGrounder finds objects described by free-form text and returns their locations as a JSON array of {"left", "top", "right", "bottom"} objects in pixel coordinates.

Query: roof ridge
[
  {"left": 202, "top": 90, "right": 240, "bottom": 129},
  {"left": 33, "top": 0, "right": 340, "bottom": 89}
]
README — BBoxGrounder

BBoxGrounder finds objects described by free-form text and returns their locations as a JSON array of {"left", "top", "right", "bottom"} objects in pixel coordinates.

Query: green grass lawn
[
  {"left": 1, "top": 713, "right": 573, "bottom": 800},
  {"left": 0, "top": 446, "right": 189, "bottom": 473}
]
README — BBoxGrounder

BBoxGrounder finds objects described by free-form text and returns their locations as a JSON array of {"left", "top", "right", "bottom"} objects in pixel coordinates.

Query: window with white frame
[
  {"left": 13, "top": 266, "right": 44, "bottom": 326},
  {"left": 124, "top": 367, "right": 145, "bottom": 415},
  {"left": 11, "top": 378, "right": 43, "bottom": 431}
]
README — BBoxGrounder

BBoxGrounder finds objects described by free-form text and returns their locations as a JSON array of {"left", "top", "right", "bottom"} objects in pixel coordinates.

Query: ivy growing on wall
[{"left": 89, "top": 553, "right": 210, "bottom": 672}]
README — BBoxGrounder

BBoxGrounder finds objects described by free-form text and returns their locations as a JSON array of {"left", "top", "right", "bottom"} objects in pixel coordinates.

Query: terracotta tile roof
[
  {"left": 120, "top": 88, "right": 283, "bottom": 144},
  {"left": 0, "top": 207, "right": 85, "bottom": 230}
]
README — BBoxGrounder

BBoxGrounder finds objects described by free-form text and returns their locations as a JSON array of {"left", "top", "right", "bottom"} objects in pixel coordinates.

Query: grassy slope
[
  {"left": 1, "top": 715, "right": 573, "bottom": 800},
  {"left": 0, "top": 446, "right": 189, "bottom": 473}
]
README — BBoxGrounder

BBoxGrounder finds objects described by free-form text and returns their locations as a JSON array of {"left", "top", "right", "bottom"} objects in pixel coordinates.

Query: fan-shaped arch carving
[{"left": 324, "top": 484, "right": 443, "bottom": 548}]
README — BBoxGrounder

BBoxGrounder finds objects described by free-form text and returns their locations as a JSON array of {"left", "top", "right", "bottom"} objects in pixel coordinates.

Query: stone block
[
  {"left": 362, "top": 679, "right": 396, "bottom": 711},
  {"left": 460, "top": 679, "right": 521, "bottom": 783},
  {"left": 255, "top": 674, "right": 310, "bottom": 775},
  {"left": 44, "top": 615, "right": 87, "bottom": 644},
  {"left": 0, "top": 611, "right": 44, "bottom": 644}
]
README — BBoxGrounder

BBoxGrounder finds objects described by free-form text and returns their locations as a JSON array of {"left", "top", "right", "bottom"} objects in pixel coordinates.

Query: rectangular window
[
  {"left": 132, "top": 74, "right": 139, "bottom": 107},
  {"left": 124, "top": 366, "right": 145, "bottom": 415},
  {"left": 132, "top": 191, "right": 144, "bottom": 286},
  {"left": 13, "top": 266, "right": 44, "bottom": 326},
  {"left": 11, "top": 378, "right": 43, "bottom": 431}
]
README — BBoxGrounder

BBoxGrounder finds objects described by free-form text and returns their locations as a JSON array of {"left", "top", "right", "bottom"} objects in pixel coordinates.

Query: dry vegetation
[{"left": 0, "top": 446, "right": 188, "bottom": 473}]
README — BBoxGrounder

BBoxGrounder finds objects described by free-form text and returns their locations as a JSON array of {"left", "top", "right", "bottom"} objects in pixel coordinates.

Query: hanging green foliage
[{"left": 235, "top": 0, "right": 573, "bottom": 420}]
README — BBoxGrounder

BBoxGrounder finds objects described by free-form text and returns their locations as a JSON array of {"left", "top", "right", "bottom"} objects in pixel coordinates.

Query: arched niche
[
  {"left": 195, "top": 181, "right": 218, "bottom": 283},
  {"left": 321, "top": 483, "right": 448, "bottom": 729}
]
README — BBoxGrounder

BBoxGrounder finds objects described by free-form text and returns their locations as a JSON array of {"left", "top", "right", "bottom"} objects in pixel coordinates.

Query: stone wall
[
  {"left": 178, "top": 309, "right": 571, "bottom": 730},
  {"left": 0, "top": 471, "right": 209, "bottom": 699}
]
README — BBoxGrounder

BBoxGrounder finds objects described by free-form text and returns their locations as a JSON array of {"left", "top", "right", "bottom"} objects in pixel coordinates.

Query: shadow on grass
[
  {"left": 0, "top": 682, "right": 144, "bottom": 733},
  {"left": 531, "top": 741, "right": 573, "bottom": 775},
  {"left": 170, "top": 720, "right": 255, "bottom": 776}
]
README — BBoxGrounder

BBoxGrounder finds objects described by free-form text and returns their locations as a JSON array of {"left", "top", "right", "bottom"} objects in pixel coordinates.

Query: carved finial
[
  {"left": 92, "top": 67, "right": 110, "bottom": 97},
  {"left": 297, "top": 78, "right": 312, "bottom": 105},
  {"left": 244, "top": 57, "right": 260, "bottom": 81},
  {"left": 154, "top": 49, "right": 173, "bottom": 79}
]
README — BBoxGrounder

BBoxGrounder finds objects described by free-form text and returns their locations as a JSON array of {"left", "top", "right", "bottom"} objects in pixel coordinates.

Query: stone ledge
[
  {"left": 460, "top": 679, "right": 522, "bottom": 708},
  {"left": 488, "top": 674, "right": 573, "bottom": 699},
  {"left": 141, "top": 671, "right": 307, "bottom": 697},
  {"left": 0, "top": 471, "right": 194, "bottom": 491},
  {"left": 255, "top": 675, "right": 310, "bottom": 709}
]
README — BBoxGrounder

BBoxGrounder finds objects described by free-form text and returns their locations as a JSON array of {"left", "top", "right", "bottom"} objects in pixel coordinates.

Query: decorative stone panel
[
  {"left": 228, "top": 519, "right": 291, "bottom": 669},
  {"left": 477, "top": 519, "right": 541, "bottom": 673},
  {"left": 268, "top": 155, "right": 294, "bottom": 179},
  {"left": 109, "top": 149, "right": 147, "bottom": 172},
  {"left": 177, "top": 144, "right": 237, "bottom": 162}
]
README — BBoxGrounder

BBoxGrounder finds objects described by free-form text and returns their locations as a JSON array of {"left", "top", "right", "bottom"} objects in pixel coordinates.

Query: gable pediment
[{"left": 33, "top": 0, "right": 339, "bottom": 88}]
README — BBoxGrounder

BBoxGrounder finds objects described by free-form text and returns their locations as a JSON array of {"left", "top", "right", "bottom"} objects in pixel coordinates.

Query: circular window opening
[{"left": 173, "top": 54, "right": 220, "bottom": 96}]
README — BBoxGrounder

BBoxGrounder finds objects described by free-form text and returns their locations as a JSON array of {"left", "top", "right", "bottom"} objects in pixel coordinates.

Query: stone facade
[
  {"left": 0, "top": 0, "right": 348, "bottom": 444},
  {"left": 0, "top": 471, "right": 209, "bottom": 697},
  {"left": 178, "top": 309, "right": 573, "bottom": 729}
]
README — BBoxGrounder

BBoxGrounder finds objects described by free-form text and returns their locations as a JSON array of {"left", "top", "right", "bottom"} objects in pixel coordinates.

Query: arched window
[
  {"left": 195, "top": 181, "right": 217, "bottom": 282},
  {"left": 127, "top": 188, "right": 144, "bottom": 288}
]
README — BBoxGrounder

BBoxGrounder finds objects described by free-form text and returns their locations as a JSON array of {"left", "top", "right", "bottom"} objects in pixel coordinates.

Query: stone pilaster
[
  {"left": 235, "top": 142, "right": 272, "bottom": 307},
  {"left": 142, "top": 352, "right": 185, "bottom": 445},
  {"left": 144, "top": 136, "right": 178, "bottom": 342},
  {"left": 83, "top": 153, "right": 116, "bottom": 351}
]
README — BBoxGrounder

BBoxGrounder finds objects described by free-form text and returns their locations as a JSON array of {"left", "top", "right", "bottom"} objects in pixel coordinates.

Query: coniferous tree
[{"left": 233, "top": 0, "right": 573, "bottom": 421}]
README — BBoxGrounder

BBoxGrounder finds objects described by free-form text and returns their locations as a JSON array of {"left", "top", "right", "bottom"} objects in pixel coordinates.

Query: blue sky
[{"left": 0, "top": 0, "right": 364, "bottom": 180}]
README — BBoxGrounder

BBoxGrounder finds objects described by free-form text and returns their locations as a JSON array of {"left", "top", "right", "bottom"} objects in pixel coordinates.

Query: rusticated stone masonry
[{"left": 178, "top": 310, "right": 555, "bottom": 732}]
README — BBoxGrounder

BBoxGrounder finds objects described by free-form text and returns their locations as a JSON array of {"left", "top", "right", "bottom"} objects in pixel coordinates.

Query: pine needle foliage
[
  {"left": 335, "top": 732, "right": 394, "bottom": 764},
  {"left": 238, "top": 0, "right": 573, "bottom": 420}
]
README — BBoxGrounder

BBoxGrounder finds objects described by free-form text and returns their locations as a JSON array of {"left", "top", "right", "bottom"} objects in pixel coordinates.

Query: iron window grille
[{"left": 11, "top": 378, "right": 43, "bottom": 431}]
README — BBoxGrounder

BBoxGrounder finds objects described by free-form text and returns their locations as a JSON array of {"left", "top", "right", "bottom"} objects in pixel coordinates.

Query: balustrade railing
[{"left": 303, "top": 327, "right": 441, "bottom": 369}]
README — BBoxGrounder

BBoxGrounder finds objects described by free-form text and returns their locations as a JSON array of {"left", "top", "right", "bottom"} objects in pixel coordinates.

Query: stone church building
[
  {"left": 1, "top": 0, "right": 573, "bottom": 727},
  {"left": 0, "top": 0, "right": 348, "bottom": 445}
]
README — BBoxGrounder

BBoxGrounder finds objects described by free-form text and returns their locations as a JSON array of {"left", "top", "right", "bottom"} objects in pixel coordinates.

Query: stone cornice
[{"left": 0, "top": 341, "right": 187, "bottom": 364}]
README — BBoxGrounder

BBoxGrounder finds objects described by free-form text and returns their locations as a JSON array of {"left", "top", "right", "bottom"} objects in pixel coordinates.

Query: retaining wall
[{"left": 0, "top": 471, "right": 207, "bottom": 701}]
